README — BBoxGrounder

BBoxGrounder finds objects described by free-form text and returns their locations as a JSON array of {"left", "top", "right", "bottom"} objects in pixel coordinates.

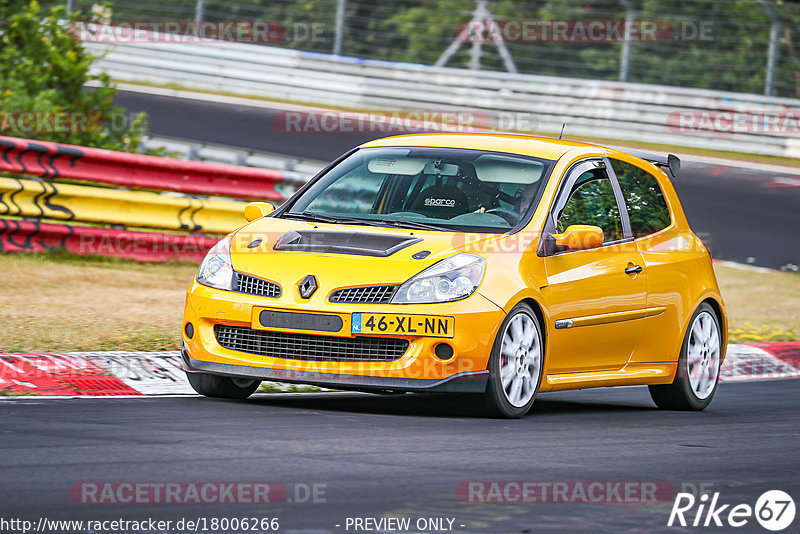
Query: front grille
[
  {"left": 235, "top": 272, "right": 281, "bottom": 298},
  {"left": 215, "top": 325, "right": 409, "bottom": 362},
  {"left": 329, "top": 285, "right": 399, "bottom": 304}
]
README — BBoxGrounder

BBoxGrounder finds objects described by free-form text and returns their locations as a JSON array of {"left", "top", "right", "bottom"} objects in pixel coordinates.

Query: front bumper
[
  {"left": 182, "top": 279, "right": 504, "bottom": 391},
  {"left": 182, "top": 347, "right": 489, "bottom": 393}
]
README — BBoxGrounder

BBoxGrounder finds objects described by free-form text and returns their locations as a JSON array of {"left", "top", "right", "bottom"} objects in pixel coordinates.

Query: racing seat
[
  {"left": 408, "top": 184, "right": 470, "bottom": 219},
  {"left": 515, "top": 182, "right": 540, "bottom": 214}
]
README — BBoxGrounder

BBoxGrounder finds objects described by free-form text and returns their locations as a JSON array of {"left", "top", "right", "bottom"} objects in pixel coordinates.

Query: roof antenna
[{"left": 558, "top": 123, "right": 566, "bottom": 140}]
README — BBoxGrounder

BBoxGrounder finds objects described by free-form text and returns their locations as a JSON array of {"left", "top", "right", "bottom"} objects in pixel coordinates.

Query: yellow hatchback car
[{"left": 182, "top": 133, "right": 727, "bottom": 418}]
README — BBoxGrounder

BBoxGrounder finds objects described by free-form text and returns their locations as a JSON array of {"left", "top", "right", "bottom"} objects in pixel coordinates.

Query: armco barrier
[
  {"left": 0, "top": 135, "right": 284, "bottom": 200},
  {"left": 84, "top": 36, "right": 800, "bottom": 158},
  {"left": 0, "top": 176, "right": 245, "bottom": 233},
  {"left": 139, "top": 135, "right": 325, "bottom": 191},
  {"left": 0, "top": 135, "right": 295, "bottom": 262},
  {"left": 0, "top": 218, "right": 216, "bottom": 262}
]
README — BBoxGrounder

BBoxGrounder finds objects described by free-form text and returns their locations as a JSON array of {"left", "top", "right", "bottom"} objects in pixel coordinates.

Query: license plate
[{"left": 351, "top": 313, "right": 454, "bottom": 338}]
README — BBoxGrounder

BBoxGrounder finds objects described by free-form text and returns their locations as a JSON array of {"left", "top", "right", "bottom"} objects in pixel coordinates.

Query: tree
[{"left": 0, "top": 0, "right": 146, "bottom": 151}]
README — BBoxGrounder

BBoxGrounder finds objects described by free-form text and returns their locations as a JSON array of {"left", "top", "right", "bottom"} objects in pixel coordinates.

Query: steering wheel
[{"left": 486, "top": 208, "right": 521, "bottom": 226}]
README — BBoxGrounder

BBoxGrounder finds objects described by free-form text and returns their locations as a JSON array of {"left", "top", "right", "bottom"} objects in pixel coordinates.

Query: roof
[{"left": 358, "top": 133, "right": 601, "bottom": 161}]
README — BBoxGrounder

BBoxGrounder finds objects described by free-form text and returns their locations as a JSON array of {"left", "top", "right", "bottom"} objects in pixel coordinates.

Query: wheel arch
[
  {"left": 490, "top": 295, "right": 549, "bottom": 368},
  {"left": 699, "top": 296, "right": 728, "bottom": 360},
  {"left": 518, "top": 297, "right": 547, "bottom": 347},
  {"left": 515, "top": 297, "right": 549, "bottom": 376},
  {"left": 680, "top": 294, "right": 727, "bottom": 364}
]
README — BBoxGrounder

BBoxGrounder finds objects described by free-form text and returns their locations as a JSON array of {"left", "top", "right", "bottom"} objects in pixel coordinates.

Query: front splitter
[{"left": 181, "top": 347, "right": 488, "bottom": 394}]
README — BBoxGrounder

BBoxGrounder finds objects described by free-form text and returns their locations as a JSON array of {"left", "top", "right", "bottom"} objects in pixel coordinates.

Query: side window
[
  {"left": 611, "top": 159, "right": 672, "bottom": 238},
  {"left": 557, "top": 169, "right": 622, "bottom": 243}
]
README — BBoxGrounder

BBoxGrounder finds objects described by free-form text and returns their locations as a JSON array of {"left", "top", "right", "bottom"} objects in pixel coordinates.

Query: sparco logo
[{"left": 424, "top": 198, "right": 456, "bottom": 207}]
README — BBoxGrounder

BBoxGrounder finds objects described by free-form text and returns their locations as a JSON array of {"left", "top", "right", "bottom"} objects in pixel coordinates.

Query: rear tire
[
  {"left": 649, "top": 302, "right": 721, "bottom": 411},
  {"left": 478, "top": 302, "right": 544, "bottom": 418},
  {"left": 186, "top": 372, "right": 260, "bottom": 400}
]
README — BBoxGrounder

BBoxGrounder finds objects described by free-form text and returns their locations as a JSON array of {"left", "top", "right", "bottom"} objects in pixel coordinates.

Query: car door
[
  {"left": 540, "top": 159, "right": 647, "bottom": 373},
  {"left": 607, "top": 157, "right": 689, "bottom": 365}
]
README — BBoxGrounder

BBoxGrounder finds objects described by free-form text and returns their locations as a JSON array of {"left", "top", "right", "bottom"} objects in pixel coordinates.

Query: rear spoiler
[{"left": 622, "top": 150, "right": 681, "bottom": 178}]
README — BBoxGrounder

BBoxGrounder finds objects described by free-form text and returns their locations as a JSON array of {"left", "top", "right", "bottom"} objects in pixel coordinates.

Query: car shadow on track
[{"left": 238, "top": 391, "right": 657, "bottom": 418}]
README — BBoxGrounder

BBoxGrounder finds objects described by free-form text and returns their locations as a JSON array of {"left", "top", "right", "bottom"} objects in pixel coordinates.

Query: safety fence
[
  {"left": 0, "top": 135, "right": 297, "bottom": 262},
  {"left": 65, "top": 0, "right": 800, "bottom": 98}
]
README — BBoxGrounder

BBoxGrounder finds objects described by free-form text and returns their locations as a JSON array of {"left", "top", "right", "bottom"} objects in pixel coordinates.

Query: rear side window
[
  {"left": 611, "top": 159, "right": 671, "bottom": 238},
  {"left": 557, "top": 169, "right": 622, "bottom": 243}
]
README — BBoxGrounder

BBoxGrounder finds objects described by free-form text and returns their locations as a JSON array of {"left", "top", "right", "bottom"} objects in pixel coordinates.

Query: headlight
[
  {"left": 197, "top": 236, "right": 234, "bottom": 290},
  {"left": 392, "top": 253, "right": 486, "bottom": 304}
]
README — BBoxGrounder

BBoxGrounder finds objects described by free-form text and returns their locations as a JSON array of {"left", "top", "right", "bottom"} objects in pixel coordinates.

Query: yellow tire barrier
[{"left": 0, "top": 176, "right": 246, "bottom": 234}]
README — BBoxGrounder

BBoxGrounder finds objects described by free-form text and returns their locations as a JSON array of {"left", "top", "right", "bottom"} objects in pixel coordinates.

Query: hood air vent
[{"left": 273, "top": 230, "right": 421, "bottom": 257}]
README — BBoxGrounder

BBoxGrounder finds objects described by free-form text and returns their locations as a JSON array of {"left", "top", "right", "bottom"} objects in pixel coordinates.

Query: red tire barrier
[
  {"left": 0, "top": 135, "right": 284, "bottom": 200},
  {"left": 0, "top": 218, "right": 217, "bottom": 263}
]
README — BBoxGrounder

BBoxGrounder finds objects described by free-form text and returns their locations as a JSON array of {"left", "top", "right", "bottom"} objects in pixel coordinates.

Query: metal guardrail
[
  {"left": 140, "top": 136, "right": 324, "bottom": 196},
  {"left": 86, "top": 37, "right": 800, "bottom": 158},
  {"left": 0, "top": 135, "right": 285, "bottom": 200},
  {"left": 0, "top": 176, "right": 244, "bottom": 233},
  {"left": 0, "top": 135, "right": 304, "bottom": 262},
  {"left": 0, "top": 218, "right": 217, "bottom": 263}
]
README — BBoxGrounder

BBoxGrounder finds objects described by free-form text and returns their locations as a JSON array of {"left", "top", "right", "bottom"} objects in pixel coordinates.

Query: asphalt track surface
[
  {"left": 115, "top": 90, "right": 800, "bottom": 270},
  {"left": 2, "top": 380, "right": 798, "bottom": 533},
  {"left": 6, "top": 90, "right": 791, "bottom": 534}
]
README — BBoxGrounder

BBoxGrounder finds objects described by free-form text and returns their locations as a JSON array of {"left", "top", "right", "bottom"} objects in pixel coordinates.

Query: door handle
[{"left": 625, "top": 265, "right": 643, "bottom": 275}]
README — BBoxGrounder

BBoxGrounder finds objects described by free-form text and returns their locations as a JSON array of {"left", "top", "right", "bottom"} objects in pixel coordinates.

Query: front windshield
[{"left": 284, "top": 147, "right": 553, "bottom": 233}]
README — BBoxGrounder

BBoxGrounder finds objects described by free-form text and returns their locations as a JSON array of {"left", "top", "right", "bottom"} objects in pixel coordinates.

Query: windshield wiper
[
  {"left": 380, "top": 218, "right": 450, "bottom": 232},
  {"left": 285, "top": 211, "right": 449, "bottom": 232},
  {"left": 284, "top": 211, "right": 386, "bottom": 228}
]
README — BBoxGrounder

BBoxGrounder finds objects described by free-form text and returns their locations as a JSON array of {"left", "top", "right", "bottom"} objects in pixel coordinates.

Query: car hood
[{"left": 229, "top": 217, "right": 508, "bottom": 290}]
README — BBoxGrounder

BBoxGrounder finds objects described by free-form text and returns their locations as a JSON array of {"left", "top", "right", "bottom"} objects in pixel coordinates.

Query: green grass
[
  {"left": 716, "top": 265, "right": 800, "bottom": 343},
  {"left": 0, "top": 252, "right": 196, "bottom": 352},
  {"left": 1, "top": 252, "right": 797, "bottom": 353}
]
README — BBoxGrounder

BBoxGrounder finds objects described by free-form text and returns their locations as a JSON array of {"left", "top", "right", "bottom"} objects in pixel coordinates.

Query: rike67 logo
[{"left": 668, "top": 490, "right": 796, "bottom": 531}]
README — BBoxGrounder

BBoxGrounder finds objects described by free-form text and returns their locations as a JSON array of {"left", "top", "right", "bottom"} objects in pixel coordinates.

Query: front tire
[
  {"left": 186, "top": 372, "right": 260, "bottom": 400},
  {"left": 478, "top": 303, "right": 544, "bottom": 418},
  {"left": 649, "top": 303, "right": 722, "bottom": 411}
]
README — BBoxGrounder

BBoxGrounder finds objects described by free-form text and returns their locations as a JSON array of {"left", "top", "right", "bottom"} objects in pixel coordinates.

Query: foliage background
[
  {"left": 65, "top": 0, "right": 800, "bottom": 98},
  {"left": 1, "top": 0, "right": 145, "bottom": 150}
]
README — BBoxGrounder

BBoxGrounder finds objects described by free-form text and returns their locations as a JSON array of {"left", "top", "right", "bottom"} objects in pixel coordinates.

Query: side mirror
[
  {"left": 551, "top": 225, "right": 604, "bottom": 252},
  {"left": 244, "top": 202, "right": 275, "bottom": 222}
]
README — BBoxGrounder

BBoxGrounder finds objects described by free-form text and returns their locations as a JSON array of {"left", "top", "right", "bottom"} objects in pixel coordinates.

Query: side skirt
[{"left": 544, "top": 362, "right": 677, "bottom": 392}]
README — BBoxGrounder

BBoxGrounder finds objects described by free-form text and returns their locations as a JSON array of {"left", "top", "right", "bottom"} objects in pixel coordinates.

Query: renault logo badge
[{"left": 297, "top": 275, "right": 318, "bottom": 299}]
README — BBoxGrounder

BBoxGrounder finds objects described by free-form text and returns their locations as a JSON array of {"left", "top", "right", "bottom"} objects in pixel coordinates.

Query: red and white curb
[
  {"left": 1, "top": 343, "right": 799, "bottom": 396},
  {"left": 721, "top": 342, "right": 800, "bottom": 382},
  {"left": 0, "top": 351, "right": 187, "bottom": 396}
]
